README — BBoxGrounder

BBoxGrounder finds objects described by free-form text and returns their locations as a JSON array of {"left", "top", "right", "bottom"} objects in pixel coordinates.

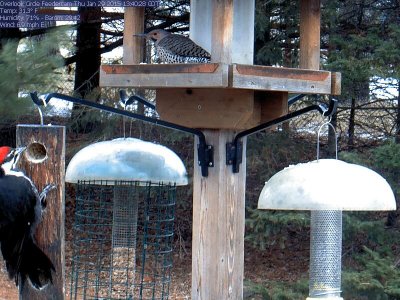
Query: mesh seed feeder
[
  {"left": 66, "top": 138, "right": 187, "bottom": 300},
  {"left": 258, "top": 159, "right": 396, "bottom": 300}
]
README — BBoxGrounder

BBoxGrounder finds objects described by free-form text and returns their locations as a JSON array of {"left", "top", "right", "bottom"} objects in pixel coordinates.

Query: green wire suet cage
[{"left": 66, "top": 138, "right": 188, "bottom": 300}]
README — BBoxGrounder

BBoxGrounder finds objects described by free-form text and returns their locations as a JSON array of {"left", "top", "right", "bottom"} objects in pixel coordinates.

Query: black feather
[{"left": 0, "top": 173, "right": 55, "bottom": 290}]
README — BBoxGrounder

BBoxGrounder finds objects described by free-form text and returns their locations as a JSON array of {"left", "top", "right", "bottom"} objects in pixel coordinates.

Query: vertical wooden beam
[
  {"left": 16, "top": 125, "right": 66, "bottom": 300},
  {"left": 192, "top": 131, "right": 246, "bottom": 300},
  {"left": 123, "top": 7, "right": 146, "bottom": 124},
  {"left": 123, "top": 7, "right": 145, "bottom": 64},
  {"left": 299, "top": 0, "right": 321, "bottom": 70},
  {"left": 191, "top": 0, "right": 255, "bottom": 64},
  {"left": 190, "top": 1, "right": 255, "bottom": 299},
  {"left": 211, "top": 0, "right": 234, "bottom": 63}
]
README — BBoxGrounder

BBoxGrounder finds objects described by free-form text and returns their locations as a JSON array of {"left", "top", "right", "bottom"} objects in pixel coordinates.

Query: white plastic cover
[
  {"left": 258, "top": 159, "right": 396, "bottom": 211},
  {"left": 65, "top": 138, "right": 188, "bottom": 185}
]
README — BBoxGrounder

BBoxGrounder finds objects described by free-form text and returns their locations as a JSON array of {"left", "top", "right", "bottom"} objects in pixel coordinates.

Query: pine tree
[{"left": 0, "top": 29, "right": 65, "bottom": 121}]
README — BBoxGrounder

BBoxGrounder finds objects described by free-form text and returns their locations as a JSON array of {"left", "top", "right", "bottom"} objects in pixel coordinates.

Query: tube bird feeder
[
  {"left": 258, "top": 159, "right": 396, "bottom": 300},
  {"left": 66, "top": 138, "right": 187, "bottom": 300}
]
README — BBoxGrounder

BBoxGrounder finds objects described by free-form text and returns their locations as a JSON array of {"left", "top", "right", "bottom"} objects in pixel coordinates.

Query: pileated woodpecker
[{"left": 0, "top": 146, "right": 55, "bottom": 290}]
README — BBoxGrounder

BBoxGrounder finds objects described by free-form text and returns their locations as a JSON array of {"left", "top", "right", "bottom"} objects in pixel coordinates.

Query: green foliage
[
  {"left": 342, "top": 247, "right": 400, "bottom": 300},
  {"left": 245, "top": 208, "right": 309, "bottom": 250},
  {"left": 373, "top": 142, "right": 400, "bottom": 170},
  {"left": 0, "top": 28, "right": 66, "bottom": 120},
  {"left": 372, "top": 142, "right": 400, "bottom": 194},
  {"left": 340, "top": 141, "right": 400, "bottom": 196},
  {"left": 244, "top": 245, "right": 400, "bottom": 300},
  {"left": 342, "top": 213, "right": 393, "bottom": 252},
  {"left": 245, "top": 279, "right": 308, "bottom": 300}
]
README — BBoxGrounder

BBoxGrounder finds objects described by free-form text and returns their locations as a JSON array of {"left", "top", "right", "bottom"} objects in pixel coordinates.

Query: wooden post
[
  {"left": 299, "top": 0, "right": 321, "bottom": 70},
  {"left": 190, "top": 1, "right": 254, "bottom": 299},
  {"left": 16, "top": 125, "right": 66, "bottom": 300},
  {"left": 192, "top": 131, "right": 246, "bottom": 299},
  {"left": 123, "top": 7, "right": 144, "bottom": 65}
]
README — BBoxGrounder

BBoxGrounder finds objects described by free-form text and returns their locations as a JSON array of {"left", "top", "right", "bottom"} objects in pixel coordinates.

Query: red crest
[{"left": 0, "top": 146, "right": 11, "bottom": 165}]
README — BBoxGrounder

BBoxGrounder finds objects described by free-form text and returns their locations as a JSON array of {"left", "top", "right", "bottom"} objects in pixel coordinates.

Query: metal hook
[
  {"left": 122, "top": 104, "right": 127, "bottom": 139},
  {"left": 31, "top": 92, "right": 48, "bottom": 126},
  {"left": 36, "top": 105, "right": 44, "bottom": 125},
  {"left": 317, "top": 120, "right": 338, "bottom": 160}
]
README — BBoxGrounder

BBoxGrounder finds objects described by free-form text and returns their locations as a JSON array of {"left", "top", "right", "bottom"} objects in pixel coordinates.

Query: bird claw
[{"left": 39, "top": 184, "right": 56, "bottom": 209}]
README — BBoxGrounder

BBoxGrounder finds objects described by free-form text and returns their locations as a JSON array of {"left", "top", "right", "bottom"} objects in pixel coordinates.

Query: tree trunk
[
  {"left": 70, "top": 7, "right": 102, "bottom": 134},
  {"left": 347, "top": 97, "right": 356, "bottom": 148}
]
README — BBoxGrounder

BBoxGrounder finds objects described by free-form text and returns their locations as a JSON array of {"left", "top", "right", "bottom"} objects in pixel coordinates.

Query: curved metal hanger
[{"left": 30, "top": 91, "right": 213, "bottom": 177}]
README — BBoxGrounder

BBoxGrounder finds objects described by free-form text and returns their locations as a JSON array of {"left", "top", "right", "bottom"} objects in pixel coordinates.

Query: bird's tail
[{"left": 1, "top": 234, "right": 55, "bottom": 290}]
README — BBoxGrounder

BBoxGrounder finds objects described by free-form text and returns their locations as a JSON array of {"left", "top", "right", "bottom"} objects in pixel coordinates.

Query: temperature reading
[
  {"left": 19, "top": 7, "right": 35, "bottom": 14},
  {"left": 0, "top": 1, "right": 160, "bottom": 28}
]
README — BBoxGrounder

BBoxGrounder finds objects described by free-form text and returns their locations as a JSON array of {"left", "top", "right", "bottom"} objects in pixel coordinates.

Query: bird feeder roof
[
  {"left": 65, "top": 138, "right": 188, "bottom": 185},
  {"left": 258, "top": 159, "right": 396, "bottom": 211}
]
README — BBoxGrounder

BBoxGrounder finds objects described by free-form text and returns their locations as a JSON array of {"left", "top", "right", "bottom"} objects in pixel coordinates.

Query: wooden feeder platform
[
  {"left": 100, "top": 63, "right": 340, "bottom": 94},
  {"left": 100, "top": 63, "right": 340, "bottom": 130}
]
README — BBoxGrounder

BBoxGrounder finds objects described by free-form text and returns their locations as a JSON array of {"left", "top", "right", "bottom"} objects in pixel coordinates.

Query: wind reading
[{"left": 0, "top": 1, "right": 160, "bottom": 28}]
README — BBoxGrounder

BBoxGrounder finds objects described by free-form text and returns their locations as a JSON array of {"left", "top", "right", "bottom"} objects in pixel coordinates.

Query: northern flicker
[{"left": 135, "top": 29, "right": 211, "bottom": 63}]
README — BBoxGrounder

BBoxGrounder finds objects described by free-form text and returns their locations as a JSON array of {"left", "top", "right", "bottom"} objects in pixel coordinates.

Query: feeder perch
[
  {"left": 258, "top": 159, "right": 396, "bottom": 300},
  {"left": 66, "top": 138, "right": 187, "bottom": 300}
]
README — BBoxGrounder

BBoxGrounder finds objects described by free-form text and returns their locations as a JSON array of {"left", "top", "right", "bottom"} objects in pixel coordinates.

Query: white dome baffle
[
  {"left": 65, "top": 137, "right": 188, "bottom": 185},
  {"left": 258, "top": 159, "right": 396, "bottom": 300},
  {"left": 66, "top": 138, "right": 188, "bottom": 300},
  {"left": 258, "top": 159, "right": 395, "bottom": 211}
]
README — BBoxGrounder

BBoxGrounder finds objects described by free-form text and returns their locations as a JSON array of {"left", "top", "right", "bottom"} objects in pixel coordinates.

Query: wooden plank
[
  {"left": 123, "top": 7, "right": 145, "bottom": 65},
  {"left": 192, "top": 130, "right": 246, "bottom": 300},
  {"left": 100, "top": 63, "right": 229, "bottom": 88},
  {"left": 102, "top": 63, "right": 220, "bottom": 74},
  {"left": 259, "top": 91, "right": 289, "bottom": 123},
  {"left": 234, "top": 64, "right": 330, "bottom": 81},
  {"left": 299, "top": 0, "right": 321, "bottom": 69},
  {"left": 331, "top": 72, "right": 342, "bottom": 95},
  {"left": 16, "top": 125, "right": 66, "bottom": 300},
  {"left": 231, "top": 64, "right": 331, "bottom": 94},
  {"left": 156, "top": 88, "right": 254, "bottom": 129}
]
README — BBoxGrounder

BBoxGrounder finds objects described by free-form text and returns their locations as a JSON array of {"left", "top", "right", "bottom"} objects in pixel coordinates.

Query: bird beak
[
  {"left": 14, "top": 147, "right": 26, "bottom": 165},
  {"left": 133, "top": 33, "right": 147, "bottom": 38},
  {"left": 15, "top": 146, "right": 27, "bottom": 156}
]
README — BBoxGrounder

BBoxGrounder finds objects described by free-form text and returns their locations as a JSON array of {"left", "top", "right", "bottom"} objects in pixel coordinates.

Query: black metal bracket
[
  {"left": 30, "top": 91, "right": 214, "bottom": 177},
  {"left": 198, "top": 143, "right": 214, "bottom": 169},
  {"left": 226, "top": 141, "right": 242, "bottom": 166},
  {"left": 226, "top": 98, "right": 338, "bottom": 173},
  {"left": 119, "top": 90, "right": 156, "bottom": 110}
]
